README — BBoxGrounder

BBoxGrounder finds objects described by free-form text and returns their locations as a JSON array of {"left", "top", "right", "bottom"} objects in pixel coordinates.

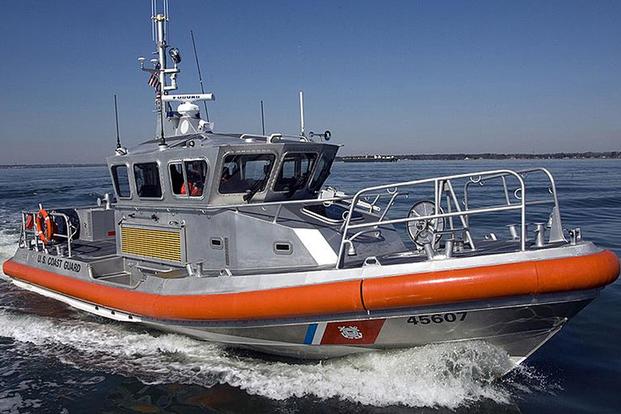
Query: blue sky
[{"left": 0, "top": 0, "right": 620, "bottom": 163}]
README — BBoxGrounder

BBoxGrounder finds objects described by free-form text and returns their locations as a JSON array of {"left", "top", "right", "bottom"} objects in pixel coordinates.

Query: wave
[
  {"left": 0, "top": 229, "right": 18, "bottom": 280},
  {"left": 0, "top": 308, "right": 554, "bottom": 409}
]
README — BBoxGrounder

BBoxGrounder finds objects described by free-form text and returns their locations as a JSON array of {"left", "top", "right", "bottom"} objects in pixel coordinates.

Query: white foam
[
  {"left": 0, "top": 309, "right": 543, "bottom": 409},
  {"left": 0, "top": 228, "right": 19, "bottom": 279}
]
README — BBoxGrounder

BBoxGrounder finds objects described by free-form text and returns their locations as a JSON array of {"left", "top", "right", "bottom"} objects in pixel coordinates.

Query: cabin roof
[{"left": 128, "top": 132, "right": 337, "bottom": 156}]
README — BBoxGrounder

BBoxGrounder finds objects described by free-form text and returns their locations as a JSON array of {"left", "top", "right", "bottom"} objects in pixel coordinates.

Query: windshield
[
  {"left": 309, "top": 155, "right": 333, "bottom": 191},
  {"left": 219, "top": 154, "right": 275, "bottom": 194},
  {"left": 274, "top": 153, "right": 317, "bottom": 193}
]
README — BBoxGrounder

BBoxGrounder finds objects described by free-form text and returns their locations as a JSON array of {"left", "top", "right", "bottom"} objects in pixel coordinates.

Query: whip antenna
[
  {"left": 299, "top": 91, "right": 305, "bottom": 137},
  {"left": 114, "top": 94, "right": 121, "bottom": 149},
  {"left": 260, "top": 100, "right": 265, "bottom": 135},
  {"left": 190, "top": 30, "right": 210, "bottom": 122}
]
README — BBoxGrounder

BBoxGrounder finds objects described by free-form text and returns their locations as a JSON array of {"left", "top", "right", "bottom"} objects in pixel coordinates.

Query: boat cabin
[{"left": 107, "top": 132, "right": 339, "bottom": 207}]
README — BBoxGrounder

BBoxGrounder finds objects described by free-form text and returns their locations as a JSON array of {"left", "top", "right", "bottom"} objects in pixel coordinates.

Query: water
[{"left": 0, "top": 160, "right": 619, "bottom": 413}]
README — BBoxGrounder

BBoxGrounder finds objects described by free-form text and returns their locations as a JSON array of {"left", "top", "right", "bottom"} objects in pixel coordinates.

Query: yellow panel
[{"left": 121, "top": 226, "right": 182, "bottom": 262}]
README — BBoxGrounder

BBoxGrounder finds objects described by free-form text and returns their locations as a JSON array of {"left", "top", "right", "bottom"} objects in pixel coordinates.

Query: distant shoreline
[
  {"left": 0, "top": 163, "right": 106, "bottom": 169},
  {"left": 337, "top": 151, "right": 621, "bottom": 162},
  {"left": 1, "top": 151, "right": 620, "bottom": 169}
]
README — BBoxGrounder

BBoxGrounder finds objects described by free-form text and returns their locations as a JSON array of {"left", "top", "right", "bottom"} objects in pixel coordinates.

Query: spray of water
[{"left": 0, "top": 307, "right": 554, "bottom": 409}]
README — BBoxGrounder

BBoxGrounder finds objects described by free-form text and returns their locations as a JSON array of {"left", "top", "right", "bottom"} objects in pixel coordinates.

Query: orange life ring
[{"left": 35, "top": 209, "right": 56, "bottom": 244}]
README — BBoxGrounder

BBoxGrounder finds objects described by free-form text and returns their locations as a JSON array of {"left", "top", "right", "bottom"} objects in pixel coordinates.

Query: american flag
[{"left": 148, "top": 66, "right": 161, "bottom": 90}]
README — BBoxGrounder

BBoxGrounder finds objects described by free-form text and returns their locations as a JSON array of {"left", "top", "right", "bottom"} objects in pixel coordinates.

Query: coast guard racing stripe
[{"left": 304, "top": 319, "right": 385, "bottom": 345}]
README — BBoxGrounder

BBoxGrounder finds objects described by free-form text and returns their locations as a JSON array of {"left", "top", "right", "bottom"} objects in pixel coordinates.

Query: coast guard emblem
[{"left": 338, "top": 325, "right": 363, "bottom": 340}]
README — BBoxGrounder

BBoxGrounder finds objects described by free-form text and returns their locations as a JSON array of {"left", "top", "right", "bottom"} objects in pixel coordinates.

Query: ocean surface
[{"left": 0, "top": 159, "right": 619, "bottom": 414}]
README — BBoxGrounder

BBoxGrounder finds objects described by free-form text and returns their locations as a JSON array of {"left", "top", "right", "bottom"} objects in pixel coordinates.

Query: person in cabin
[
  {"left": 180, "top": 179, "right": 202, "bottom": 196},
  {"left": 180, "top": 163, "right": 204, "bottom": 196}
]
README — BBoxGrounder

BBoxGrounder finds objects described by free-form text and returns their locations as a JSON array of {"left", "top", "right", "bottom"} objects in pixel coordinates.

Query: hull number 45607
[{"left": 407, "top": 312, "right": 467, "bottom": 325}]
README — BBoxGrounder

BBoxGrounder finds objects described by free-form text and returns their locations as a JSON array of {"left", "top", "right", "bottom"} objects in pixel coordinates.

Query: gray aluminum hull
[{"left": 144, "top": 290, "right": 593, "bottom": 362}]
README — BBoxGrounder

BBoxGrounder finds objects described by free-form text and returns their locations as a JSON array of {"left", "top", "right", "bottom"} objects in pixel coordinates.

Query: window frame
[
  {"left": 217, "top": 151, "right": 278, "bottom": 196},
  {"left": 168, "top": 158, "right": 209, "bottom": 200},
  {"left": 308, "top": 153, "right": 334, "bottom": 192},
  {"left": 271, "top": 151, "right": 319, "bottom": 194},
  {"left": 110, "top": 164, "right": 132, "bottom": 199},
  {"left": 132, "top": 161, "right": 164, "bottom": 200}
]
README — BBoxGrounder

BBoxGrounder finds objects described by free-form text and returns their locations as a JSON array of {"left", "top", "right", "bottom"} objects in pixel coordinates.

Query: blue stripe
[{"left": 304, "top": 323, "right": 318, "bottom": 344}]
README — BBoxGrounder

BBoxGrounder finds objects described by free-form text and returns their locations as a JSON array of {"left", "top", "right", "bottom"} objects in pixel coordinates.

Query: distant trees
[{"left": 336, "top": 152, "right": 621, "bottom": 161}]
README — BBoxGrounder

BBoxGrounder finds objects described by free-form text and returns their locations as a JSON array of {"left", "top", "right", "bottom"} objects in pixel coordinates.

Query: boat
[{"left": 3, "top": 2, "right": 619, "bottom": 369}]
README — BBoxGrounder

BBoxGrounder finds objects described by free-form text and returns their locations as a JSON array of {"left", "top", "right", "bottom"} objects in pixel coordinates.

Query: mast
[
  {"left": 138, "top": 0, "right": 215, "bottom": 144},
  {"left": 155, "top": 11, "right": 169, "bottom": 148}
]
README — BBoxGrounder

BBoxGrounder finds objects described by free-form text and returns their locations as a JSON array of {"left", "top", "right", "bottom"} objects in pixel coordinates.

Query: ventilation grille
[{"left": 121, "top": 226, "right": 182, "bottom": 262}]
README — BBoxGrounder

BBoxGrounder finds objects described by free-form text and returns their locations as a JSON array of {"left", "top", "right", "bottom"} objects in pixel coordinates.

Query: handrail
[
  {"left": 463, "top": 167, "right": 564, "bottom": 243},
  {"left": 203, "top": 196, "right": 347, "bottom": 211},
  {"left": 268, "top": 133, "right": 311, "bottom": 143},
  {"left": 239, "top": 134, "right": 268, "bottom": 142},
  {"left": 336, "top": 169, "right": 527, "bottom": 269},
  {"left": 21, "top": 209, "right": 77, "bottom": 257},
  {"left": 346, "top": 204, "right": 522, "bottom": 230},
  {"left": 237, "top": 132, "right": 313, "bottom": 143}
]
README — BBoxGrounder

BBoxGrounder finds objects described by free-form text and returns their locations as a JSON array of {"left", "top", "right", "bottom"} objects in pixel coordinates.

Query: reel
[{"left": 406, "top": 201, "right": 445, "bottom": 249}]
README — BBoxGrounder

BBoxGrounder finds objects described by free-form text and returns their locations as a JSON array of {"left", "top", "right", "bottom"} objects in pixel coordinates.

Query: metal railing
[
  {"left": 463, "top": 167, "right": 565, "bottom": 243},
  {"left": 238, "top": 133, "right": 312, "bottom": 144},
  {"left": 20, "top": 208, "right": 78, "bottom": 257},
  {"left": 335, "top": 169, "right": 536, "bottom": 269},
  {"left": 268, "top": 133, "right": 311, "bottom": 143}
]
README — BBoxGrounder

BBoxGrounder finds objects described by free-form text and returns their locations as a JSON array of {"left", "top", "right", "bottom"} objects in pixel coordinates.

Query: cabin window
[
  {"left": 274, "top": 153, "right": 317, "bottom": 193},
  {"left": 111, "top": 165, "right": 131, "bottom": 198},
  {"left": 134, "top": 162, "right": 162, "bottom": 198},
  {"left": 170, "top": 160, "right": 208, "bottom": 197},
  {"left": 170, "top": 163, "right": 185, "bottom": 195},
  {"left": 309, "top": 155, "right": 333, "bottom": 191},
  {"left": 219, "top": 154, "right": 275, "bottom": 194}
]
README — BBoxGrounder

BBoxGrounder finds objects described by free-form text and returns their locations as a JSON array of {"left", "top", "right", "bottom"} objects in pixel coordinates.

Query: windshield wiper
[{"left": 243, "top": 177, "right": 269, "bottom": 202}]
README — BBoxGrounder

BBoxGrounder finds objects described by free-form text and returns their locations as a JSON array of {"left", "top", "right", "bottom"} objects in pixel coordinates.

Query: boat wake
[
  {"left": 0, "top": 227, "right": 18, "bottom": 281},
  {"left": 0, "top": 305, "right": 554, "bottom": 409}
]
